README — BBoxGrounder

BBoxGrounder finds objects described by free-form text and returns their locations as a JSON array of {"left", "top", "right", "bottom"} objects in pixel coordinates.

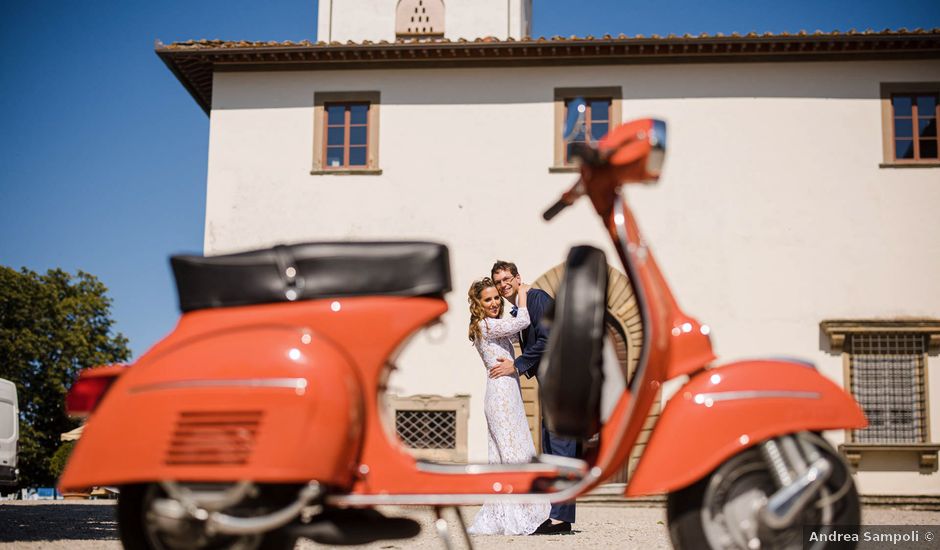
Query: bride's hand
[{"left": 517, "top": 283, "right": 531, "bottom": 308}]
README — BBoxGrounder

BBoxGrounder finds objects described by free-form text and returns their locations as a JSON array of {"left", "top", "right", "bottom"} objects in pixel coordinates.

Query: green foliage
[
  {"left": 49, "top": 441, "right": 76, "bottom": 480},
  {"left": 0, "top": 266, "right": 130, "bottom": 488}
]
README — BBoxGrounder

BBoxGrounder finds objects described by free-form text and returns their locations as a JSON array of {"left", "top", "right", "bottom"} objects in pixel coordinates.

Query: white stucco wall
[
  {"left": 318, "top": 0, "right": 395, "bottom": 43},
  {"left": 317, "top": 0, "right": 531, "bottom": 42},
  {"left": 447, "top": 0, "right": 530, "bottom": 40},
  {"left": 205, "top": 60, "right": 940, "bottom": 495}
]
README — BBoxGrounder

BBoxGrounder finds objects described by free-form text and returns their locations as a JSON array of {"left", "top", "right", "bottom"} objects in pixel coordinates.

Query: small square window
[
  {"left": 564, "top": 98, "right": 613, "bottom": 165},
  {"left": 386, "top": 394, "right": 469, "bottom": 463},
  {"left": 552, "top": 87, "right": 621, "bottom": 171},
  {"left": 323, "top": 102, "right": 370, "bottom": 168},
  {"left": 880, "top": 83, "right": 940, "bottom": 167},
  {"left": 891, "top": 93, "right": 938, "bottom": 161},
  {"left": 313, "top": 92, "right": 381, "bottom": 174}
]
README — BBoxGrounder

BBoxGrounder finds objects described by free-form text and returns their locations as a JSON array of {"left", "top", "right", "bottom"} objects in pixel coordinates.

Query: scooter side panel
[
  {"left": 625, "top": 359, "right": 867, "bottom": 496},
  {"left": 59, "top": 322, "right": 363, "bottom": 491}
]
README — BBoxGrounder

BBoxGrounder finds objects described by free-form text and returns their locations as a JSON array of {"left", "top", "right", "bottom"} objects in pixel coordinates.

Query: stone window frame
[
  {"left": 879, "top": 82, "right": 940, "bottom": 169},
  {"left": 821, "top": 319, "right": 940, "bottom": 471},
  {"left": 386, "top": 394, "right": 469, "bottom": 463},
  {"left": 312, "top": 91, "right": 382, "bottom": 175},
  {"left": 550, "top": 86, "right": 622, "bottom": 173}
]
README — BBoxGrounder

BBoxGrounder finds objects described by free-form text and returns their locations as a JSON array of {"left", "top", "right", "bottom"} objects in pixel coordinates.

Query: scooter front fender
[{"left": 626, "top": 358, "right": 866, "bottom": 496}]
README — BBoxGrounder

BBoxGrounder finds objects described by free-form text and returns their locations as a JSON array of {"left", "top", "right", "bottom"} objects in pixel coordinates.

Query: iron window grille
[
  {"left": 395, "top": 409, "right": 457, "bottom": 450},
  {"left": 849, "top": 333, "right": 928, "bottom": 444}
]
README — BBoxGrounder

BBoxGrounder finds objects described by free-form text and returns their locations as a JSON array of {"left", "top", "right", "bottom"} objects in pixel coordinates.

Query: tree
[{"left": 0, "top": 267, "right": 130, "bottom": 488}]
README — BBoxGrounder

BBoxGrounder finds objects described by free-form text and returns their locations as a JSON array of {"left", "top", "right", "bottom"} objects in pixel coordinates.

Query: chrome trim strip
[
  {"left": 327, "top": 492, "right": 556, "bottom": 506},
  {"left": 131, "top": 378, "right": 308, "bottom": 393},
  {"left": 328, "top": 464, "right": 602, "bottom": 507},
  {"left": 694, "top": 390, "right": 821, "bottom": 403},
  {"left": 415, "top": 455, "right": 588, "bottom": 476},
  {"left": 755, "top": 356, "right": 818, "bottom": 370}
]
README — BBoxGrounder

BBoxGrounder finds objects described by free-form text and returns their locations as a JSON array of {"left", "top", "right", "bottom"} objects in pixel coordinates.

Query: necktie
[{"left": 510, "top": 306, "right": 518, "bottom": 317}]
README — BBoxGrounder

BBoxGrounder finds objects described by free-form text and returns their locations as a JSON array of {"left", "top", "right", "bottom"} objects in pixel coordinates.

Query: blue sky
[{"left": 2, "top": 0, "right": 939, "bottom": 358}]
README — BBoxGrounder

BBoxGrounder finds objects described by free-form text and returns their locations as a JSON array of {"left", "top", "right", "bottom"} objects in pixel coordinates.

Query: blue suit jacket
[{"left": 513, "top": 288, "right": 554, "bottom": 379}]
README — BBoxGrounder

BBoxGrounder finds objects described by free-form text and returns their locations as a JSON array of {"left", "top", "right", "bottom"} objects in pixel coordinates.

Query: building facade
[{"left": 158, "top": 2, "right": 940, "bottom": 497}]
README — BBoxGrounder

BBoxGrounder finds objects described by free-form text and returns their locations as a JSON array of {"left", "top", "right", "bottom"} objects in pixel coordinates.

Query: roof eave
[
  {"left": 155, "top": 32, "right": 940, "bottom": 116},
  {"left": 156, "top": 47, "right": 212, "bottom": 115}
]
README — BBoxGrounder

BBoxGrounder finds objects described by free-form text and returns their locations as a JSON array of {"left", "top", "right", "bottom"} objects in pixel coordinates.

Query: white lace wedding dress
[{"left": 467, "top": 307, "right": 550, "bottom": 535}]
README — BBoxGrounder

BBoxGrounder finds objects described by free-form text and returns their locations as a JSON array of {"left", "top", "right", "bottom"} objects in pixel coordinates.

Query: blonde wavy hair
[{"left": 467, "top": 277, "right": 503, "bottom": 343}]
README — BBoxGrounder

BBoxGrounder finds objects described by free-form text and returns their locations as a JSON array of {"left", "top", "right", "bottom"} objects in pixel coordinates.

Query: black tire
[
  {"left": 117, "top": 483, "right": 297, "bottom": 550},
  {"left": 667, "top": 435, "right": 860, "bottom": 550},
  {"left": 539, "top": 245, "right": 608, "bottom": 438}
]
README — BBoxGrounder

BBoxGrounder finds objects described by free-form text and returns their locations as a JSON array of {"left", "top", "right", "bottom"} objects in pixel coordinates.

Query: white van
[{"left": 0, "top": 378, "right": 18, "bottom": 488}]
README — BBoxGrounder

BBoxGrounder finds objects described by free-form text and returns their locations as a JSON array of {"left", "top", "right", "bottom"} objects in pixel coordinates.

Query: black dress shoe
[
  {"left": 533, "top": 520, "right": 572, "bottom": 535},
  {"left": 533, "top": 519, "right": 553, "bottom": 534}
]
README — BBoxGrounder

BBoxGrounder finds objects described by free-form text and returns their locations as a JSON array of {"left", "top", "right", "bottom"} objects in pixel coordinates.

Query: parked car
[{"left": 0, "top": 378, "right": 18, "bottom": 489}]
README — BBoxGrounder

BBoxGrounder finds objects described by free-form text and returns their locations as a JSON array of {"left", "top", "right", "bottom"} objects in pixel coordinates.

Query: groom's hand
[{"left": 489, "top": 357, "right": 516, "bottom": 379}]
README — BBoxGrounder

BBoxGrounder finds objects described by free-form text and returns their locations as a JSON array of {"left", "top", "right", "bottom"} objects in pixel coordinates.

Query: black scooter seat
[{"left": 171, "top": 241, "right": 451, "bottom": 312}]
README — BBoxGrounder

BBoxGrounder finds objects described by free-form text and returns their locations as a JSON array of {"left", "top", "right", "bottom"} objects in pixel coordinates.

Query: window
[
  {"left": 312, "top": 91, "right": 381, "bottom": 174},
  {"left": 386, "top": 394, "right": 469, "bottom": 462},
  {"left": 552, "top": 87, "right": 622, "bottom": 172},
  {"left": 565, "top": 98, "right": 612, "bottom": 164},
  {"left": 880, "top": 83, "right": 940, "bottom": 167},
  {"left": 324, "top": 103, "right": 369, "bottom": 169},
  {"left": 396, "top": 410, "right": 456, "bottom": 449},
  {"left": 0, "top": 401, "right": 14, "bottom": 440},
  {"left": 820, "top": 319, "right": 940, "bottom": 470},
  {"left": 891, "top": 94, "right": 938, "bottom": 161},
  {"left": 848, "top": 333, "right": 927, "bottom": 444}
]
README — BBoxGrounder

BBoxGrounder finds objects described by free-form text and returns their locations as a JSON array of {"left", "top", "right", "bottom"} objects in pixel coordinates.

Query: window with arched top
[{"left": 396, "top": 0, "right": 444, "bottom": 38}]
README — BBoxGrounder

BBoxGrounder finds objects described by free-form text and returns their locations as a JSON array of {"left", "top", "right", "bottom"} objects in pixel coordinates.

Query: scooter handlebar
[
  {"left": 542, "top": 198, "right": 570, "bottom": 221},
  {"left": 543, "top": 179, "right": 585, "bottom": 221},
  {"left": 567, "top": 142, "right": 604, "bottom": 166}
]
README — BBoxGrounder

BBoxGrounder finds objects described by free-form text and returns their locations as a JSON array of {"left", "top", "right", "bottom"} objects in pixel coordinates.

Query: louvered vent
[
  {"left": 396, "top": 0, "right": 444, "bottom": 38},
  {"left": 166, "top": 411, "right": 262, "bottom": 466}
]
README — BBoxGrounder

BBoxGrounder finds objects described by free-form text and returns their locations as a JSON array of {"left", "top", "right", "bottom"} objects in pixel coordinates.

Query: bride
[{"left": 465, "top": 277, "right": 550, "bottom": 535}]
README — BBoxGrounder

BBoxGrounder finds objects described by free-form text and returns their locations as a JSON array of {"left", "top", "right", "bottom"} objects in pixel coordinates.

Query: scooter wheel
[
  {"left": 666, "top": 434, "right": 860, "bottom": 550},
  {"left": 117, "top": 483, "right": 298, "bottom": 550}
]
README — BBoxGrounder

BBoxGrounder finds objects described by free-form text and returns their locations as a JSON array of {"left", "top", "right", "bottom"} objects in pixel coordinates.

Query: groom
[{"left": 488, "top": 260, "right": 577, "bottom": 535}]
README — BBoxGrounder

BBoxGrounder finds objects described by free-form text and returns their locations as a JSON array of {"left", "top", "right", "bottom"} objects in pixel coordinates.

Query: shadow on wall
[
  {"left": 0, "top": 504, "right": 117, "bottom": 542},
  {"left": 211, "top": 61, "right": 908, "bottom": 111}
]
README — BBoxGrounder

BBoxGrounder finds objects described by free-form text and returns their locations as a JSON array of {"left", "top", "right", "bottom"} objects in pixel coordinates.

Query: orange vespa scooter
[{"left": 60, "top": 110, "right": 866, "bottom": 550}]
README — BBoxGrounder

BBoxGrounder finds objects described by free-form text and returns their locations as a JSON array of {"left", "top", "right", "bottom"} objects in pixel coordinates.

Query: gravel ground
[{"left": 1, "top": 500, "right": 938, "bottom": 549}]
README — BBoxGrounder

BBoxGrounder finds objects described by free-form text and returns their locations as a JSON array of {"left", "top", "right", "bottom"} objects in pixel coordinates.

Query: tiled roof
[
  {"left": 155, "top": 29, "right": 940, "bottom": 114},
  {"left": 161, "top": 27, "right": 940, "bottom": 49}
]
